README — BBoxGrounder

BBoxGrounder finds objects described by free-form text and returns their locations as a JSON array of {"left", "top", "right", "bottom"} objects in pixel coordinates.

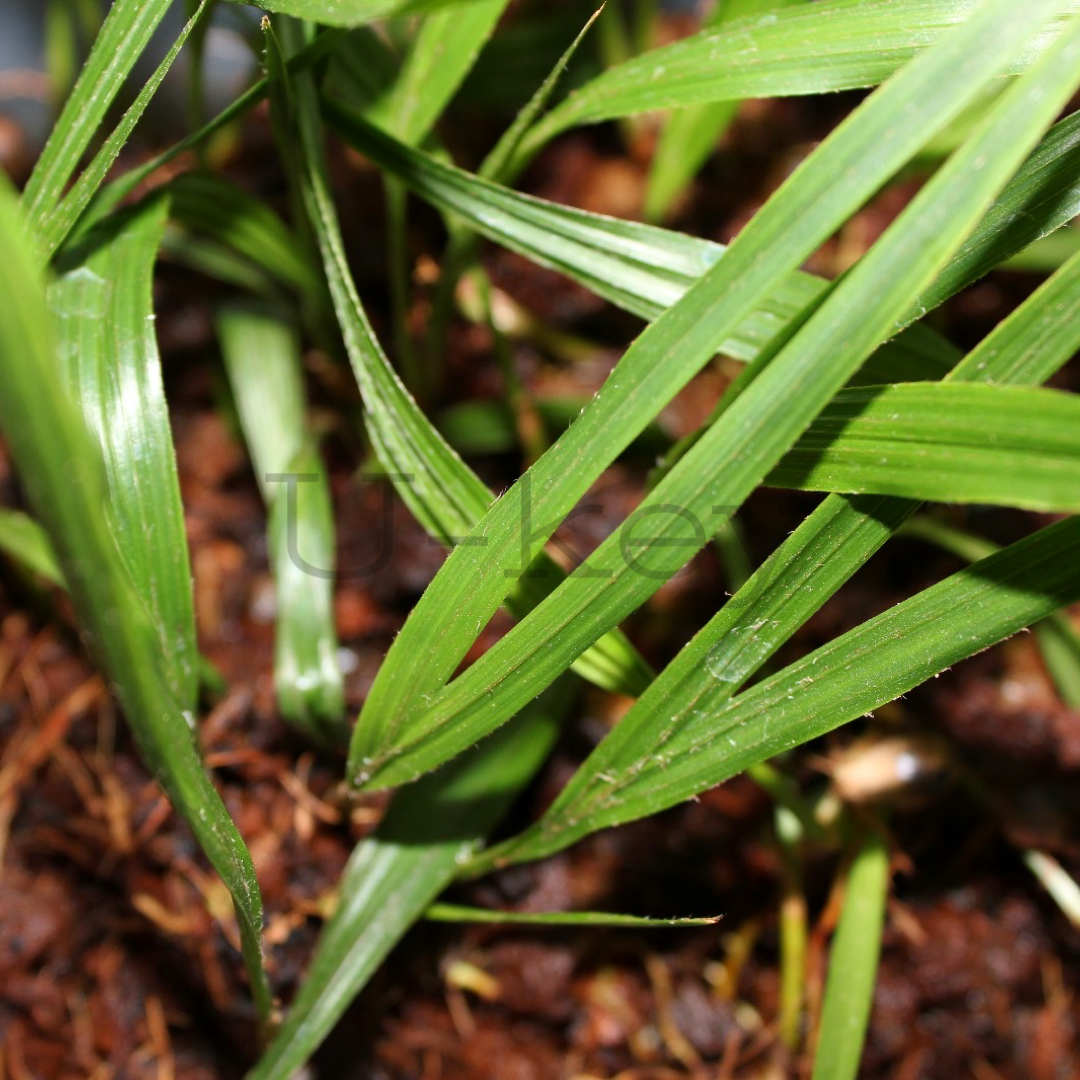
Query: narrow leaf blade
[
  {"left": 811, "top": 831, "right": 890, "bottom": 1080},
  {"left": 353, "top": 0, "right": 1080, "bottom": 788},
  {"left": 51, "top": 195, "right": 198, "bottom": 712},
  {"left": 0, "top": 174, "right": 270, "bottom": 1021},
  {"left": 248, "top": 687, "right": 569, "bottom": 1080}
]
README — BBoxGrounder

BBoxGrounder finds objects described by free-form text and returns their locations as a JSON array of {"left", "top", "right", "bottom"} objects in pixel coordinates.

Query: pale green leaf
[
  {"left": 216, "top": 301, "right": 344, "bottom": 738},
  {"left": 268, "top": 445, "right": 346, "bottom": 741},
  {"left": 811, "top": 830, "right": 890, "bottom": 1080},
  {"left": 0, "top": 509, "right": 64, "bottom": 586},
  {"left": 424, "top": 904, "right": 720, "bottom": 926}
]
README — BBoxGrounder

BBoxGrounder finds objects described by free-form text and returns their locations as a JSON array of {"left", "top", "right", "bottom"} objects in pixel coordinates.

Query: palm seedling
[{"left": 3, "top": 0, "right": 1080, "bottom": 1075}]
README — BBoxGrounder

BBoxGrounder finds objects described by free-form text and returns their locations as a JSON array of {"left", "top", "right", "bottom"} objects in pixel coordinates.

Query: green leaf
[
  {"left": 483, "top": 515, "right": 1080, "bottom": 861},
  {"left": 417, "top": 1, "right": 604, "bottom": 361},
  {"left": 0, "top": 509, "right": 64, "bottom": 586},
  {"left": 477, "top": 7, "right": 604, "bottom": 186},
  {"left": 376, "top": 0, "right": 510, "bottom": 393},
  {"left": 0, "top": 174, "right": 270, "bottom": 1022},
  {"left": 268, "top": 445, "right": 346, "bottom": 740},
  {"left": 328, "top": 99, "right": 1080, "bottom": 370},
  {"left": 811, "top": 830, "right": 890, "bottom": 1080},
  {"left": 162, "top": 230, "right": 285, "bottom": 297},
  {"left": 21, "top": 0, "right": 174, "bottom": 232},
  {"left": 644, "top": 0, "right": 804, "bottom": 223},
  {"left": 386, "top": 0, "right": 510, "bottom": 146},
  {"left": 50, "top": 196, "right": 198, "bottom": 712},
  {"left": 456, "top": 8, "right": 599, "bottom": 115},
  {"left": 768, "top": 383, "right": 1080, "bottom": 511},
  {"left": 437, "top": 395, "right": 668, "bottom": 458},
  {"left": 170, "top": 173, "right": 324, "bottom": 304},
  {"left": 236, "top": 0, "right": 483, "bottom": 29},
  {"left": 914, "top": 111, "right": 1080, "bottom": 315},
  {"left": 900, "top": 516, "right": 1080, "bottom": 710},
  {"left": 475, "top": 146, "right": 1080, "bottom": 874},
  {"left": 350, "top": 0, "right": 1080, "bottom": 789},
  {"left": 1003, "top": 226, "right": 1080, "bottom": 272},
  {"left": 79, "top": 29, "right": 345, "bottom": 240},
  {"left": 519, "top": 0, "right": 1080, "bottom": 161},
  {"left": 947, "top": 244, "right": 1080, "bottom": 385},
  {"left": 216, "top": 301, "right": 344, "bottom": 739},
  {"left": 247, "top": 684, "right": 571, "bottom": 1080},
  {"left": 325, "top": 98, "right": 957, "bottom": 379},
  {"left": 43, "top": 0, "right": 98, "bottom": 111},
  {"left": 424, "top": 904, "right": 721, "bottom": 927},
  {"left": 35, "top": 2, "right": 210, "bottom": 261},
  {"left": 1036, "top": 619, "right": 1080, "bottom": 709},
  {"left": 275, "top": 20, "right": 653, "bottom": 699},
  {"left": 325, "top": 26, "right": 401, "bottom": 119}
]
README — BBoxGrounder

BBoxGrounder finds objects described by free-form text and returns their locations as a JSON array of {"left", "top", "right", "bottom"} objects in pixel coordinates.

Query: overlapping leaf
[
  {"left": 326, "top": 99, "right": 1080, "bottom": 381},
  {"left": 479, "top": 516, "right": 1080, "bottom": 863},
  {"left": 326, "top": 99, "right": 957, "bottom": 379},
  {"left": 21, "top": 0, "right": 174, "bottom": 231},
  {"left": 349, "top": 0, "right": 1078, "bottom": 788},
  {"left": 275, "top": 18, "right": 653, "bottom": 698},
  {"left": 171, "top": 173, "right": 323, "bottom": 304},
  {"left": 901, "top": 515, "right": 1080, "bottom": 710},
  {"left": 768, "top": 383, "right": 1080, "bottom": 510},
  {"left": 34, "top": 2, "right": 209, "bottom": 261},
  {"left": 475, "top": 169, "right": 1080, "bottom": 874},
  {"left": 82, "top": 29, "right": 345, "bottom": 237}
]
